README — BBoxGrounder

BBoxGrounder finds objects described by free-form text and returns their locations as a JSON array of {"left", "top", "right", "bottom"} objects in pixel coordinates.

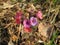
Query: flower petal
[
  {"left": 15, "top": 11, "right": 22, "bottom": 24},
  {"left": 15, "top": 19, "right": 20, "bottom": 24},
  {"left": 30, "top": 17, "right": 38, "bottom": 26},
  {"left": 23, "top": 19, "right": 30, "bottom": 28},
  {"left": 36, "top": 11, "right": 43, "bottom": 19},
  {"left": 24, "top": 27, "right": 32, "bottom": 33}
]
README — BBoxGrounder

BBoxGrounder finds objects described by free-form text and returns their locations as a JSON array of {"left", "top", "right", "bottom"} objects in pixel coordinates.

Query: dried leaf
[
  {"left": 3, "top": 3, "right": 14, "bottom": 9},
  {"left": 8, "top": 40, "right": 14, "bottom": 45},
  {"left": 55, "top": 21, "right": 60, "bottom": 28},
  {"left": 11, "top": 35, "right": 18, "bottom": 42},
  {"left": 38, "top": 22, "right": 53, "bottom": 41}
]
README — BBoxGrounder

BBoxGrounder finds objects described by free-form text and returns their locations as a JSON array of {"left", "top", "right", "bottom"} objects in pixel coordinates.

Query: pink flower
[
  {"left": 24, "top": 27, "right": 32, "bottom": 33},
  {"left": 23, "top": 19, "right": 31, "bottom": 28},
  {"left": 36, "top": 10, "right": 43, "bottom": 19},
  {"left": 15, "top": 11, "right": 22, "bottom": 24},
  {"left": 30, "top": 17, "right": 38, "bottom": 26}
]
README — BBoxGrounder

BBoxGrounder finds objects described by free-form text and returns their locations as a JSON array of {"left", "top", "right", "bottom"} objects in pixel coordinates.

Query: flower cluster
[
  {"left": 15, "top": 10, "right": 22, "bottom": 24},
  {"left": 15, "top": 10, "right": 43, "bottom": 33}
]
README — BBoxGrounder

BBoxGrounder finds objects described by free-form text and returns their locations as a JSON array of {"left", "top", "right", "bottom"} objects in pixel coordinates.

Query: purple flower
[
  {"left": 30, "top": 17, "right": 38, "bottom": 26},
  {"left": 23, "top": 19, "right": 31, "bottom": 28}
]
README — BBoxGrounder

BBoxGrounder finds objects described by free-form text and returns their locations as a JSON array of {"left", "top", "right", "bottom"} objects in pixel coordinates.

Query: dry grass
[{"left": 0, "top": 0, "right": 60, "bottom": 45}]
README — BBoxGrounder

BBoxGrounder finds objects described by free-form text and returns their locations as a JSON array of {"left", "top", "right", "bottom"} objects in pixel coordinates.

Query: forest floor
[{"left": 0, "top": 0, "right": 60, "bottom": 45}]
